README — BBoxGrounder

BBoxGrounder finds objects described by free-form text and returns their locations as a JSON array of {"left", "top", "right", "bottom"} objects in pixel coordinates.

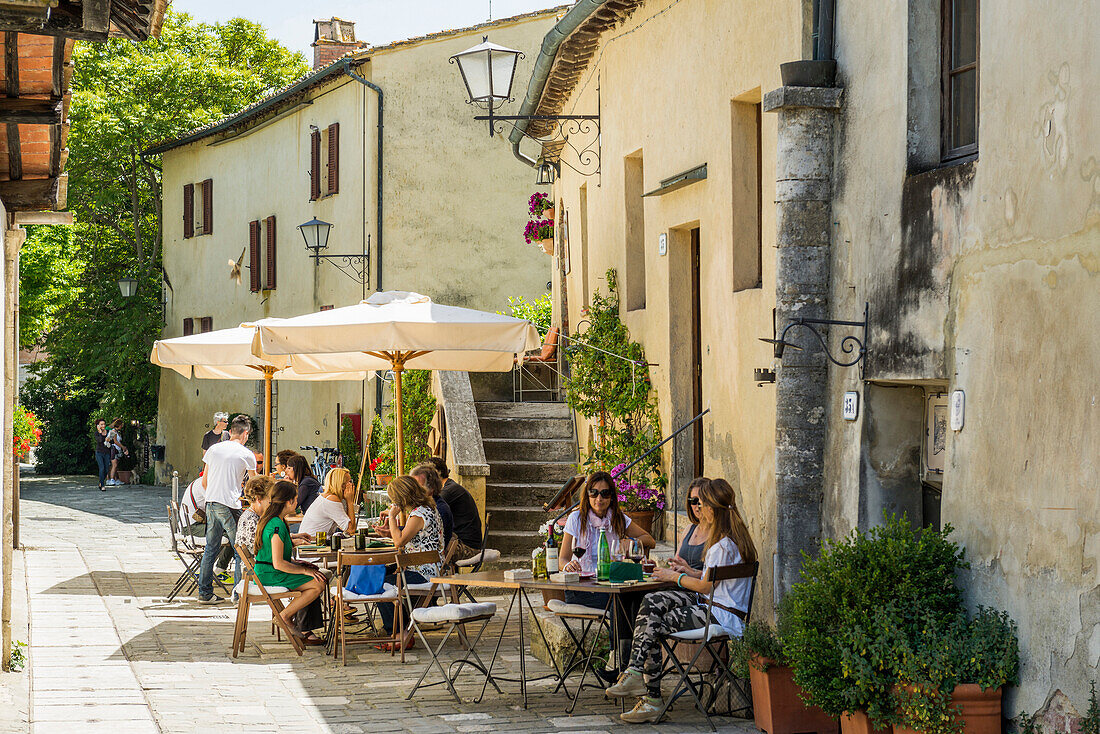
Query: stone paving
[{"left": 9, "top": 473, "right": 759, "bottom": 733}]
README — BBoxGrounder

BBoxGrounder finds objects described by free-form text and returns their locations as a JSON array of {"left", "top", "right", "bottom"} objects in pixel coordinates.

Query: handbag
[{"left": 345, "top": 563, "right": 385, "bottom": 596}]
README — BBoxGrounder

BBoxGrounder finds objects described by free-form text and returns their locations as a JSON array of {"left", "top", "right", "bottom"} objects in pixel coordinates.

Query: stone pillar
[{"left": 763, "top": 86, "right": 843, "bottom": 599}]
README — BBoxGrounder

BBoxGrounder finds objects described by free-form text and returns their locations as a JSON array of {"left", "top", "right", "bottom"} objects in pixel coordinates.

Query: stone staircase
[{"left": 476, "top": 400, "right": 578, "bottom": 565}]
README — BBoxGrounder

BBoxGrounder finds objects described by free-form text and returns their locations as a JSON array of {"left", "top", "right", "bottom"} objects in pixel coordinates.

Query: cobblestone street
[{"left": 6, "top": 474, "right": 758, "bottom": 733}]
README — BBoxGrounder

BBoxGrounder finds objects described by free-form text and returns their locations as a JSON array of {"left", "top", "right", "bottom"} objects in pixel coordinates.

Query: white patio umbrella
[
  {"left": 253, "top": 291, "right": 541, "bottom": 474},
  {"left": 151, "top": 319, "right": 367, "bottom": 470}
]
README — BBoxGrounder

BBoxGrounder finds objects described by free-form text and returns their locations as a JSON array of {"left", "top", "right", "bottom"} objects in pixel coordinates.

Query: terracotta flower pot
[
  {"left": 374, "top": 473, "right": 393, "bottom": 486},
  {"left": 749, "top": 655, "right": 839, "bottom": 734},
  {"left": 540, "top": 238, "right": 554, "bottom": 255},
  {"left": 624, "top": 510, "right": 654, "bottom": 536},
  {"left": 543, "top": 206, "right": 555, "bottom": 221},
  {"left": 894, "top": 685, "right": 1001, "bottom": 734},
  {"left": 842, "top": 711, "right": 892, "bottom": 734}
]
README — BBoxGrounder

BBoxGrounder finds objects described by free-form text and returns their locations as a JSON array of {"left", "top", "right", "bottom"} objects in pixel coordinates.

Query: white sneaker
[{"left": 621, "top": 696, "right": 664, "bottom": 724}]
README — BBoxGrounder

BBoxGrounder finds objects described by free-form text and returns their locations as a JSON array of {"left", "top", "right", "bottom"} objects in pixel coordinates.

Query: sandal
[{"left": 302, "top": 634, "right": 325, "bottom": 646}]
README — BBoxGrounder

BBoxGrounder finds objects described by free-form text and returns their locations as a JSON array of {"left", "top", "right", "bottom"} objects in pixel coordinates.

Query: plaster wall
[
  {"left": 827, "top": 0, "right": 1100, "bottom": 710},
  {"left": 158, "top": 13, "right": 559, "bottom": 483},
  {"left": 548, "top": 0, "right": 805, "bottom": 616}
]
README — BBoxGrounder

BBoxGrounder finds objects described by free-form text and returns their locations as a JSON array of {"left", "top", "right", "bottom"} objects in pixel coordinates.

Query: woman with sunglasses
[
  {"left": 605, "top": 477, "right": 757, "bottom": 724},
  {"left": 667, "top": 477, "right": 711, "bottom": 579},
  {"left": 558, "top": 471, "right": 655, "bottom": 676}
]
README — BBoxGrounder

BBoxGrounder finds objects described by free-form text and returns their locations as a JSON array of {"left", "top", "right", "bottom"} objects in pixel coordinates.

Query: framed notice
[{"left": 560, "top": 208, "right": 570, "bottom": 274}]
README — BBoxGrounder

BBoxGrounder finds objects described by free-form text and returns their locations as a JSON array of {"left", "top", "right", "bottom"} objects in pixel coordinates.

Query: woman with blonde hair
[
  {"left": 605, "top": 477, "right": 757, "bottom": 724},
  {"left": 298, "top": 466, "right": 357, "bottom": 537}
]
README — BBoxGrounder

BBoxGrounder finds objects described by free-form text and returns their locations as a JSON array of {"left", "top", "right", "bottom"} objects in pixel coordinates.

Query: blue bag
[{"left": 346, "top": 564, "right": 385, "bottom": 596}]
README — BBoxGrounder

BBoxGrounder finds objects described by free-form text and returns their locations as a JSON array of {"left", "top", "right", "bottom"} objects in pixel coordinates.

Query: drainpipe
[
  {"left": 341, "top": 59, "right": 383, "bottom": 293},
  {"left": 507, "top": 0, "right": 611, "bottom": 168}
]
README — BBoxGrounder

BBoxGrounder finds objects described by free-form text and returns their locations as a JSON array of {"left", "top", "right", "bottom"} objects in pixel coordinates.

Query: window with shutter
[
  {"left": 310, "top": 129, "right": 321, "bottom": 201},
  {"left": 249, "top": 220, "right": 261, "bottom": 292},
  {"left": 265, "top": 215, "right": 277, "bottom": 290},
  {"left": 183, "top": 183, "right": 194, "bottom": 239},
  {"left": 200, "top": 317, "right": 213, "bottom": 333},
  {"left": 183, "top": 318, "right": 194, "bottom": 336},
  {"left": 201, "top": 178, "right": 213, "bottom": 235},
  {"left": 326, "top": 123, "right": 339, "bottom": 195}
]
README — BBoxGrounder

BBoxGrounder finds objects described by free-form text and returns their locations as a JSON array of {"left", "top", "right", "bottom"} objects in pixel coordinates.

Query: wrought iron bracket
[
  {"left": 311, "top": 253, "right": 367, "bottom": 284},
  {"left": 761, "top": 302, "right": 870, "bottom": 375}
]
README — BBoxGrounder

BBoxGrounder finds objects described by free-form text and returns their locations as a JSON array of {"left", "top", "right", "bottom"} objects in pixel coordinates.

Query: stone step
[
  {"left": 485, "top": 481, "right": 569, "bottom": 507},
  {"left": 478, "top": 415, "right": 574, "bottom": 440},
  {"left": 487, "top": 529, "right": 548, "bottom": 555},
  {"left": 486, "top": 504, "right": 552, "bottom": 531},
  {"left": 488, "top": 460, "right": 578, "bottom": 484},
  {"left": 475, "top": 401, "right": 572, "bottom": 419},
  {"left": 483, "top": 437, "right": 577, "bottom": 462}
]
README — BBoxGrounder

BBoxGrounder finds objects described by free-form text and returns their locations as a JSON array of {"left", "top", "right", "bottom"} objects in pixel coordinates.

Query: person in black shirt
[
  {"left": 428, "top": 456, "right": 482, "bottom": 561},
  {"left": 201, "top": 412, "right": 230, "bottom": 452},
  {"left": 93, "top": 419, "right": 111, "bottom": 492},
  {"left": 411, "top": 463, "right": 453, "bottom": 548},
  {"left": 285, "top": 454, "right": 322, "bottom": 513}
]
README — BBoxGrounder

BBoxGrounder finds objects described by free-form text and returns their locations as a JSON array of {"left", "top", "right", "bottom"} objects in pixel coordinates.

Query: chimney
[{"left": 312, "top": 18, "right": 366, "bottom": 70}]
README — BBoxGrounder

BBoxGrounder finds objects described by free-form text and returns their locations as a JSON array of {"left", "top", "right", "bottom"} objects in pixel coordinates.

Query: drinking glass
[{"left": 316, "top": 530, "right": 326, "bottom": 547}]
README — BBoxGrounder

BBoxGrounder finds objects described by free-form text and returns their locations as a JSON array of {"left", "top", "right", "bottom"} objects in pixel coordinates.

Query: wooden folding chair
[
  {"left": 331, "top": 550, "right": 402, "bottom": 665},
  {"left": 231, "top": 545, "right": 307, "bottom": 657},
  {"left": 656, "top": 561, "right": 759, "bottom": 730},
  {"left": 399, "top": 550, "right": 498, "bottom": 703}
]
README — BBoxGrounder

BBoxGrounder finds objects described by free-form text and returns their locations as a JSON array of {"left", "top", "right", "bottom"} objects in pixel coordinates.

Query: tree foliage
[
  {"left": 368, "top": 370, "right": 437, "bottom": 476},
  {"left": 20, "top": 13, "right": 308, "bottom": 474}
]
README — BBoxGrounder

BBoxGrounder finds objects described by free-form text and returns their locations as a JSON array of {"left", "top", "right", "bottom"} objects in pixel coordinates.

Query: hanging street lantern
[
  {"left": 118, "top": 277, "right": 138, "bottom": 298},
  {"left": 535, "top": 157, "right": 557, "bottom": 185},
  {"left": 297, "top": 217, "right": 333, "bottom": 257},
  {"left": 449, "top": 36, "right": 523, "bottom": 110}
]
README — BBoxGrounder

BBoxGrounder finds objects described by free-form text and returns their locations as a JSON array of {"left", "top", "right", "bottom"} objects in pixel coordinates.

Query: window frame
[{"left": 940, "top": 0, "right": 979, "bottom": 162}]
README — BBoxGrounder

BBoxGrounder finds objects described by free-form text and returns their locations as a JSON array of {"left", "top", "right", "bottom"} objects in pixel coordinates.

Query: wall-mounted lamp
[
  {"left": 118, "top": 277, "right": 138, "bottom": 298},
  {"left": 753, "top": 368, "right": 776, "bottom": 386},
  {"left": 760, "top": 303, "right": 870, "bottom": 374},
  {"left": 535, "top": 157, "right": 557, "bottom": 185},
  {"left": 298, "top": 218, "right": 367, "bottom": 284}
]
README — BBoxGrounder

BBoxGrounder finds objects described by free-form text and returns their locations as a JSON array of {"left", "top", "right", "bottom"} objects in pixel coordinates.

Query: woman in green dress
[{"left": 253, "top": 481, "right": 326, "bottom": 639}]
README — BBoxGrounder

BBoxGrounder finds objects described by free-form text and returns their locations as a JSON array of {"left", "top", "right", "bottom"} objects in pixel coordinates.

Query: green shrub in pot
[
  {"left": 731, "top": 620, "right": 786, "bottom": 678},
  {"left": 781, "top": 515, "right": 970, "bottom": 725}
]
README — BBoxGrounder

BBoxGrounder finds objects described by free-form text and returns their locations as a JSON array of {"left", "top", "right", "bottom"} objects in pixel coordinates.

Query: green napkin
[
  {"left": 367, "top": 539, "right": 392, "bottom": 548},
  {"left": 609, "top": 561, "right": 644, "bottom": 583}
]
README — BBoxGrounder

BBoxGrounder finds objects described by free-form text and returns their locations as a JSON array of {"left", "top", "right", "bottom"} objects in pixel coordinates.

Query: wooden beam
[
  {"left": 14, "top": 210, "right": 73, "bottom": 225},
  {"left": 6, "top": 125, "right": 23, "bottom": 179},
  {"left": 0, "top": 98, "right": 62, "bottom": 124},
  {"left": 0, "top": 177, "right": 59, "bottom": 210},
  {"left": 50, "top": 35, "right": 64, "bottom": 98},
  {"left": 109, "top": 3, "right": 148, "bottom": 40},
  {"left": 82, "top": 0, "right": 112, "bottom": 33},
  {"left": 5, "top": 31, "right": 19, "bottom": 96}
]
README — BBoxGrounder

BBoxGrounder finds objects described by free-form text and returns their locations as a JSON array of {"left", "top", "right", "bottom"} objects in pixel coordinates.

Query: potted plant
[
  {"left": 529, "top": 191, "right": 554, "bottom": 221},
  {"left": 893, "top": 607, "right": 1019, "bottom": 734},
  {"left": 781, "top": 516, "right": 971, "bottom": 734},
  {"left": 733, "top": 620, "right": 839, "bottom": 734},
  {"left": 524, "top": 218, "right": 554, "bottom": 254},
  {"left": 370, "top": 455, "right": 393, "bottom": 486},
  {"left": 13, "top": 405, "right": 41, "bottom": 463},
  {"left": 610, "top": 463, "right": 665, "bottom": 535}
]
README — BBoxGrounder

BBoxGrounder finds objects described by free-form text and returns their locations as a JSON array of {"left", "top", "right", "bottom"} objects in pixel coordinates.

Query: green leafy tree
[
  {"left": 500, "top": 292, "right": 552, "bottom": 338},
  {"left": 339, "top": 415, "right": 362, "bottom": 485},
  {"left": 21, "top": 13, "right": 308, "bottom": 473},
  {"left": 367, "top": 370, "right": 437, "bottom": 475}
]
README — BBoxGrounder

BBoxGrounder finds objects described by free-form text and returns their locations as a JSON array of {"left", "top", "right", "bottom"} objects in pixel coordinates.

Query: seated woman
[
  {"left": 605, "top": 478, "right": 757, "bottom": 724},
  {"left": 285, "top": 455, "right": 322, "bottom": 513},
  {"left": 374, "top": 476, "right": 444, "bottom": 649},
  {"left": 299, "top": 467, "right": 357, "bottom": 537},
  {"left": 668, "top": 476, "right": 711, "bottom": 578},
  {"left": 236, "top": 475, "right": 274, "bottom": 554},
  {"left": 558, "top": 471, "right": 655, "bottom": 674},
  {"left": 253, "top": 480, "right": 328, "bottom": 646}
]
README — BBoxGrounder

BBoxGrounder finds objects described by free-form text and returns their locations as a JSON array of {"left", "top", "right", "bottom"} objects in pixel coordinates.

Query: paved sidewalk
[{"left": 14, "top": 474, "right": 758, "bottom": 733}]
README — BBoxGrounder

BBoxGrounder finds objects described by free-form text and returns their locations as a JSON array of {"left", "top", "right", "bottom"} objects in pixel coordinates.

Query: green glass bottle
[{"left": 596, "top": 527, "right": 611, "bottom": 581}]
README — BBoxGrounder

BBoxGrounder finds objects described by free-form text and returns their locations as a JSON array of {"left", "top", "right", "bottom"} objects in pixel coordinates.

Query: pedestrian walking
[
  {"left": 201, "top": 411, "right": 230, "bottom": 451},
  {"left": 93, "top": 418, "right": 111, "bottom": 492},
  {"left": 105, "top": 418, "right": 129, "bottom": 486},
  {"left": 196, "top": 415, "right": 257, "bottom": 604}
]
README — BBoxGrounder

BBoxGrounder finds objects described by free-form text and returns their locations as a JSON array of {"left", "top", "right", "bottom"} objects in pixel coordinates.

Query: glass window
[{"left": 942, "top": 0, "right": 979, "bottom": 159}]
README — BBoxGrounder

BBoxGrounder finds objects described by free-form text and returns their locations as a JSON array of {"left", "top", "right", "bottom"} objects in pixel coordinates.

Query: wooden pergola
[{"left": 0, "top": 0, "right": 165, "bottom": 212}]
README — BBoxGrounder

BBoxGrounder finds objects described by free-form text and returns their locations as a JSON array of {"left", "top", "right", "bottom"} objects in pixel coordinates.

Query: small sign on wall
[
  {"left": 950, "top": 390, "right": 965, "bottom": 431},
  {"left": 842, "top": 391, "right": 860, "bottom": 421},
  {"left": 658, "top": 232, "right": 667, "bottom": 256}
]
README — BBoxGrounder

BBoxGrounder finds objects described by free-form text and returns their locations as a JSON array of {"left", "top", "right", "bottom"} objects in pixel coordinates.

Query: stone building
[
  {"left": 147, "top": 10, "right": 563, "bottom": 482},
  {"left": 522, "top": 0, "right": 1097, "bottom": 714}
]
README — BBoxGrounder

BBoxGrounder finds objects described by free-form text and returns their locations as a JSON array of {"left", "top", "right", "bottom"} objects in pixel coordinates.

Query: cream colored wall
[
  {"left": 549, "top": 0, "right": 804, "bottom": 616},
  {"left": 829, "top": 0, "right": 1100, "bottom": 711},
  {"left": 157, "top": 12, "right": 561, "bottom": 482}
]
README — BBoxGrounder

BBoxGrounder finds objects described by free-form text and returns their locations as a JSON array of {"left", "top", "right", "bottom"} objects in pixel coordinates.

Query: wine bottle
[{"left": 546, "top": 522, "right": 559, "bottom": 574}]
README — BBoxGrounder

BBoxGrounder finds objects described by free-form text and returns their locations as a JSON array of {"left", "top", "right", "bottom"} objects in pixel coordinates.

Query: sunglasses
[
  {"left": 587, "top": 488, "right": 614, "bottom": 499},
  {"left": 687, "top": 497, "right": 701, "bottom": 506}
]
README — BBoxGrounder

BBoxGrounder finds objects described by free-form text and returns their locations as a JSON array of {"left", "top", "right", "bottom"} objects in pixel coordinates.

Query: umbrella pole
[
  {"left": 393, "top": 357, "right": 405, "bottom": 476},
  {"left": 263, "top": 367, "right": 274, "bottom": 474}
]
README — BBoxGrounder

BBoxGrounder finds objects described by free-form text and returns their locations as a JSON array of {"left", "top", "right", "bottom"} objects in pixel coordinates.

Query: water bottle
[
  {"left": 546, "top": 523, "right": 559, "bottom": 575},
  {"left": 597, "top": 527, "right": 611, "bottom": 581}
]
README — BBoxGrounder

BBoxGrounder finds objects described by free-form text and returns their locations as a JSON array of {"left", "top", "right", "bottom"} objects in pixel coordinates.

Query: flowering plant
[
  {"left": 13, "top": 405, "right": 41, "bottom": 460},
  {"left": 523, "top": 218, "right": 554, "bottom": 245},
  {"left": 528, "top": 191, "right": 552, "bottom": 216},
  {"left": 611, "top": 463, "right": 666, "bottom": 512}
]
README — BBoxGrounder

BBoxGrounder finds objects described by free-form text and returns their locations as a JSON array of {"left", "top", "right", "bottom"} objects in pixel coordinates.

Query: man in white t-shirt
[{"left": 196, "top": 415, "right": 257, "bottom": 603}]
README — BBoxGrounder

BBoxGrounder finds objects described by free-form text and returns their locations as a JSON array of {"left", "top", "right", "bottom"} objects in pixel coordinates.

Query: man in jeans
[{"left": 197, "top": 415, "right": 257, "bottom": 603}]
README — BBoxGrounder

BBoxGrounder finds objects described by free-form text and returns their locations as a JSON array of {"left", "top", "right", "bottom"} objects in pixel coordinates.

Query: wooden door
[{"left": 690, "top": 227, "right": 703, "bottom": 477}]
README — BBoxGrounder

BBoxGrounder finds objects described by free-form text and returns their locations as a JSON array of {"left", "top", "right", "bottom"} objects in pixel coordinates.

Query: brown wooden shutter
[
  {"left": 310, "top": 129, "right": 321, "bottom": 200},
  {"left": 326, "top": 123, "right": 339, "bottom": 194},
  {"left": 183, "top": 183, "right": 194, "bottom": 239},
  {"left": 249, "top": 220, "right": 261, "bottom": 292},
  {"left": 265, "top": 215, "right": 276, "bottom": 290},
  {"left": 182, "top": 317, "right": 194, "bottom": 336},
  {"left": 201, "top": 178, "right": 213, "bottom": 234},
  {"left": 200, "top": 316, "right": 213, "bottom": 333}
]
